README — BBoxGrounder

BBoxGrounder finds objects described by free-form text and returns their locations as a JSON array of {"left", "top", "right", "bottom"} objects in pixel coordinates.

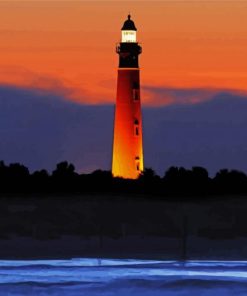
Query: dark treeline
[{"left": 1, "top": 160, "right": 247, "bottom": 196}]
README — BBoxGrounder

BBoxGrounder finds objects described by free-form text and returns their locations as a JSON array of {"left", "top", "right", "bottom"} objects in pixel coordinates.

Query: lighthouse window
[
  {"left": 133, "top": 82, "right": 140, "bottom": 101},
  {"left": 136, "top": 163, "right": 140, "bottom": 171},
  {"left": 134, "top": 119, "right": 139, "bottom": 136},
  {"left": 133, "top": 82, "right": 139, "bottom": 89},
  {"left": 133, "top": 89, "right": 139, "bottom": 101}
]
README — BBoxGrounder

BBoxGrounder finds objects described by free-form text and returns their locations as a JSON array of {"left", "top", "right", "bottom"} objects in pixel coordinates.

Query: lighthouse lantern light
[{"left": 121, "top": 30, "right": 136, "bottom": 43}]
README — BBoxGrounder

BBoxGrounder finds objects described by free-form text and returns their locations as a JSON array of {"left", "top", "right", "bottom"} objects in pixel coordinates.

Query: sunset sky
[
  {"left": 1, "top": 1, "right": 247, "bottom": 105},
  {"left": 1, "top": 1, "right": 247, "bottom": 174}
]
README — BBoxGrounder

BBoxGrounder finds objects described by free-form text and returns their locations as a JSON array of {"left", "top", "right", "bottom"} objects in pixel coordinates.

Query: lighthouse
[{"left": 112, "top": 15, "right": 144, "bottom": 179}]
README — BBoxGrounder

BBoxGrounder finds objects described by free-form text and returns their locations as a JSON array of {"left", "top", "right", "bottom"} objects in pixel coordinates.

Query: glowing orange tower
[{"left": 112, "top": 15, "right": 144, "bottom": 179}]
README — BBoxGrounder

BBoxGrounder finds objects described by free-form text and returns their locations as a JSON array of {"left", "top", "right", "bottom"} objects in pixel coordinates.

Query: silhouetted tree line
[{"left": 1, "top": 160, "right": 247, "bottom": 197}]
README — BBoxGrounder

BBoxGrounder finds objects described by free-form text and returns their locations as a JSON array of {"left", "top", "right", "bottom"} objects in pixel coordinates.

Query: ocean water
[{"left": 0, "top": 258, "right": 247, "bottom": 295}]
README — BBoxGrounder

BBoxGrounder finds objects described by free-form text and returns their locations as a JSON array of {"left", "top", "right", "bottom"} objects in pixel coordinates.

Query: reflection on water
[{"left": 0, "top": 259, "right": 247, "bottom": 295}]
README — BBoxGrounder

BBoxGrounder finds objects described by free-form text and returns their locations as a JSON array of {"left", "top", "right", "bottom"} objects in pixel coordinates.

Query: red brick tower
[{"left": 112, "top": 15, "right": 144, "bottom": 179}]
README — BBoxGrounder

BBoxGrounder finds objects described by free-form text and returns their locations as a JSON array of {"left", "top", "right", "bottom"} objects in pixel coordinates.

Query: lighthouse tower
[{"left": 112, "top": 15, "right": 144, "bottom": 179}]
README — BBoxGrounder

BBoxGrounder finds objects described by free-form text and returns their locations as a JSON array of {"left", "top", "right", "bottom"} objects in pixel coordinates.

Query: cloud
[
  {"left": 0, "top": 66, "right": 113, "bottom": 105},
  {"left": 142, "top": 85, "right": 247, "bottom": 106},
  {"left": 1, "top": 85, "right": 247, "bottom": 176},
  {"left": 0, "top": 66, "right": 74, "bottom": 97}
]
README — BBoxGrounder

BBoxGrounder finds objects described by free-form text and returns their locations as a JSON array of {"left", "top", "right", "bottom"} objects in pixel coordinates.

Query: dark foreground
[{"left": 0, "top": 194, "right": 247, "bottom": 260}]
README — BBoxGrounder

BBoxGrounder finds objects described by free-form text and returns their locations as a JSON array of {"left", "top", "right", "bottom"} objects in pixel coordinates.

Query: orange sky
[{"left": 0, "top": 1, "right": 247, "bottom": 105}]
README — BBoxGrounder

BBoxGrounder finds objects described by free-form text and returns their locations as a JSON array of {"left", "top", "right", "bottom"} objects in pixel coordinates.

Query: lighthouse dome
[{"left": 121, "top": 15, "right": 137, "bottom": 31}]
